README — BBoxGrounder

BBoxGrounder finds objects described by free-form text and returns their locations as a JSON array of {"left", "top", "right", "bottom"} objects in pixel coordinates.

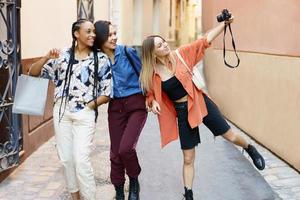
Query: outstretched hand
[
  {"left": 45, "top": 49, "right": 60, "bottom": 60},
  {"left": 207, "top": 15, "right": 235, "bottom": 43}
]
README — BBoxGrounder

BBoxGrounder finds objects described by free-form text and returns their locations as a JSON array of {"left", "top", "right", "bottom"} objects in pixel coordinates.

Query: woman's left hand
[{"left": 151, "top": 100, "right": 161, "bottom": 115}]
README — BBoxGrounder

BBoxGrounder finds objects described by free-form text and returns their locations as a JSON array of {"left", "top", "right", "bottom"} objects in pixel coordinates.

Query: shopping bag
[{"left": 12, "top": 74, "right": 49, "bottom": 115}]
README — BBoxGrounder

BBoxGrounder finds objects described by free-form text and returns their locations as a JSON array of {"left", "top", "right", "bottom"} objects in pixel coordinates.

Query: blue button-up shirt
[{"left": 111, "top": 45, "right": 142, "bottom": 98}]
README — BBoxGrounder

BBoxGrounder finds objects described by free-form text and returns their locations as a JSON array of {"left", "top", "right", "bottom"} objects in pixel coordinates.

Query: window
[{"left": 77, "top": 0, "right": 94, "bottom": 21}]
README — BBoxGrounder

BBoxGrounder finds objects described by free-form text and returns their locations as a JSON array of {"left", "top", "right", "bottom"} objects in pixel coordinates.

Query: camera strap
[{"left": 223, "top": 24, "right": 240, "bottom": 68}]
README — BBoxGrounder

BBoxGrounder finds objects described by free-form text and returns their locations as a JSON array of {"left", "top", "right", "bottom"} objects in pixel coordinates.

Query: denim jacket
[{"left": 111, "top": 45, "right": 142, "bottom": 98}]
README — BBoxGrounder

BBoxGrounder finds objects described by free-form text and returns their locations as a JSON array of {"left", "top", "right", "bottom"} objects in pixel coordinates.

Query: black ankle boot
[
  {"left": 114, "top": 184, "right": 125, "bottom": 200},
  {"left": 184, "top": 187, "right": 193, "bottom": 200},
  {"left": 128, "top": 177, "right": 140, "bottom": 200},
  {"left": 244, "top": 144, "right": 265, "bottom": 170}
]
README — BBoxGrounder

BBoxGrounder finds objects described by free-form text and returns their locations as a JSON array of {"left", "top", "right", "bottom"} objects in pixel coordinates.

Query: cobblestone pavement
[
  {"left": 230, "top": 124, "right": 300, "bottom": 200},
  {"left": 0, "top": 105, "right": 299, "bottom": 199},
  {"left": 0, "top": 105, "right": 116, "bottom": 200}
]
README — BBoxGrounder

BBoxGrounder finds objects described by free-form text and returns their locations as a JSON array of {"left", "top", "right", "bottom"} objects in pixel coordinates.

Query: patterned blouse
[{"left": 42, "top": 48, "right": 113, "bottom": 112}]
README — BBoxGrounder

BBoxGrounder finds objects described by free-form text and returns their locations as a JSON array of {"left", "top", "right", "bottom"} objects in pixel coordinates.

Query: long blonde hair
[{"left": 140, "top": 35, "right": 176, "bottom": 93}]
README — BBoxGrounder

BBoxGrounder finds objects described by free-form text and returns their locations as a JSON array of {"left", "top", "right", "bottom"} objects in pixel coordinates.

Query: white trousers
[{"left": 53, "top": 103, "right": 96, "bottom": 200}]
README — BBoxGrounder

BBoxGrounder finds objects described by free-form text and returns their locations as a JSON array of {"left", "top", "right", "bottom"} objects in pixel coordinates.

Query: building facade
[
  {"left": 2, "top": 0, "right": 299, "bottom": 181},
  {"left": 0, "top": 0, "right": 200, "bottom": 180},
  {"left": 202, "top": 0, "right": 300, "bottom": 171}
]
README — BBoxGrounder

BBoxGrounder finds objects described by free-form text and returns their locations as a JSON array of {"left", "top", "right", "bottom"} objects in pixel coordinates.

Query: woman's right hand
[
  {"left": 45, "top": 49, "right": 60, "bottom": 60},
  {"left": 225, "top": 16, "right": 234, "bottom": 25},
  {"left": 29, "top": 48, "right": 60, "bottom": 76},
  {"left": 151, "top": 100, "right": 161, "bottom": 115}
]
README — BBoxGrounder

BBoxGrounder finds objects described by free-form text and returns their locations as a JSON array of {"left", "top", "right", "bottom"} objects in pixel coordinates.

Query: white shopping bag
[{"left": 12, "top": 74, "right": 49, "bottom": 115}]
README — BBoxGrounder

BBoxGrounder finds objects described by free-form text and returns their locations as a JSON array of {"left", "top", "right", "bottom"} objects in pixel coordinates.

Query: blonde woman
[{"left": 140, "top": 17, "right": 265, "bottom": 200}]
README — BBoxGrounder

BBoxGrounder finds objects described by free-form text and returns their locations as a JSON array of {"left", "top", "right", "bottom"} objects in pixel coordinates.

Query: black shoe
[
  {"left": 184, "top": 187, "right": 193, "bottom": 200},
  {"left": 244, "top": 144, "right": 265, "bottom": 170},
  {"left": 114, "top": 184, "right": 125, "bottom": 200},
  {"left": 128, "top": 177, "right": 140, "bottom": 200}
]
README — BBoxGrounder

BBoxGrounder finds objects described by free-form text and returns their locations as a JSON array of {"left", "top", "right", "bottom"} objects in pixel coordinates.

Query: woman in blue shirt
[{"left": 94, "top": 20, "right": 147, "bottom": 200}]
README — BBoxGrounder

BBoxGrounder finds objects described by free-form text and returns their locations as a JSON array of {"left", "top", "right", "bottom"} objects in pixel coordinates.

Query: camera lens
[{"left": 217, "top": 15, "right": 224, "bottom": 22}]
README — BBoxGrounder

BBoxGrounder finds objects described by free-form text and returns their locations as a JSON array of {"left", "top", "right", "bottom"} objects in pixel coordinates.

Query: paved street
[
  {"left": 138, "top": 114, "right": 279, "bottom": 200},
  {"left": 0, "top": 104, "right": 299, "bottom": 199}
]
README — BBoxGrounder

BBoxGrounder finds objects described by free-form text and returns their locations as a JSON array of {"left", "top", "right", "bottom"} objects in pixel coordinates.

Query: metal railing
[{"left": 0, "top": 0, "right": 21, "bottom": 172}]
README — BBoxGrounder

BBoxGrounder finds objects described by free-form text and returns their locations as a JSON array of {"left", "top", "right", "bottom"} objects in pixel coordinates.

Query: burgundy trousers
[{"left": 108, "top": 93, "right": 147, "bottom": 186}]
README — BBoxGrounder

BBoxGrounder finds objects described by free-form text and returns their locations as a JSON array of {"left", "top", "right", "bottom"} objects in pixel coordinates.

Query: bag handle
[{"left": 175, "top": 50, "right": 193, "bottom": 76}]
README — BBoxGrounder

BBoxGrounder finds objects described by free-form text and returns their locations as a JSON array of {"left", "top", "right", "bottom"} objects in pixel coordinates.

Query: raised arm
[
  {"left": 206, "top": 17, "right": 234, "bottom": 44},
  {"left": 29, "top": 49, "right": 60, "bottom": 76}
]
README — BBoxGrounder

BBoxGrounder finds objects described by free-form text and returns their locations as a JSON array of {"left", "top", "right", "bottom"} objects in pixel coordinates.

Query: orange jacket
[{"left": 146, "top": 38, "right": 211, "bottom": 148}]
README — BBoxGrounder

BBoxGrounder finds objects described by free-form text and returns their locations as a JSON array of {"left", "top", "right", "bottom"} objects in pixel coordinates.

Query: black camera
[{"left": 217, "top": 9, "right": 231, "bottom": 22}]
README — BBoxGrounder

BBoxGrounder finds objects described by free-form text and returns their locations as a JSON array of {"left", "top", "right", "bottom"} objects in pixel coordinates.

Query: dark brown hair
[{"left": 94, "top": 20, "right": 112, "bottom": 51}]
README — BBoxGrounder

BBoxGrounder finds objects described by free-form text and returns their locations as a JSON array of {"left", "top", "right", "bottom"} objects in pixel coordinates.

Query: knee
[
  {"left": 59, "top": 156, "right": 74, "bottom": 168},
  {"left": 56, "top": 148, "right": 73, "bottom": 167},
  {"left": 184, "top": 155, "right": 194, "bottom": 166},
  {"left": 110, "top": 151, "right": 122, "bottom": 164},
  {"left": 60, "top": 158, "right": 76, "bottom": 175},
  {"left": 74, "top": 155, "right": 91, "bottom": 170},
  {"left": 61, "top": 159, "right": 74, "bottom": 168},
  {"left": 223, "top": 130, "right": 237, "bottom": 142},
  {"left": 119, "top": 147, "right": 135, "bottom": 158}
]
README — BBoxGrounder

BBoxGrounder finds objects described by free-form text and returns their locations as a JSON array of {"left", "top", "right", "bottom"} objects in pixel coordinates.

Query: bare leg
[
  {"left": 222, "top": 128, "right": 265, "bottom": 170},
  {"left": 71, "top": 191, "right": 81, "bottom": 200},
  {"left": 222, "top": 129, "right": 249, "bottom": 148},
  {"left": 182, "top": 148, "right": 196, "bottom": 189}
]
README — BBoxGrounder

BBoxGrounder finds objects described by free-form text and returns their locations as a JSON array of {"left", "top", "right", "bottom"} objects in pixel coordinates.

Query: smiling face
[
  {"left": 102, "top": 25, "right": 117, "bottom": 50},
  {"left": 74, "top": 21, "right": 96, "bottom": 47},
  {"left": 153, "top": 36, "right": 171, "bottom": 57}
]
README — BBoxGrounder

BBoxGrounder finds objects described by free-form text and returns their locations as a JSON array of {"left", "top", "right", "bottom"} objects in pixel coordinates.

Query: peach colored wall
[
  {"left": 158, "top": 0, "right": 171, "bottom": 41},
  {"left": 119, "top": 0, "right": 135, "bottom": 45},
  {"left": 202, "top": 1, "right": 300, "bottom": 171},
  {"left": 94, "top": 0, "right": 110, "bottom": 21},
  {"left": 140, "top": 0, "right": 155, "bottom": 40},
  {"left": 204, "top": 50, "right": 300, "bottom": 171},
  {"left": 118, "top": 0, "right": 173, "bottom": 45},
  {"left": 21, "top": 0, "right": 77, "bottom": 59},
  {"left": 118, "top": 0, "right": 151, "bottom": 45},
  {"left": 202, "top": 0, "right": 300, "bottom": 56}
]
